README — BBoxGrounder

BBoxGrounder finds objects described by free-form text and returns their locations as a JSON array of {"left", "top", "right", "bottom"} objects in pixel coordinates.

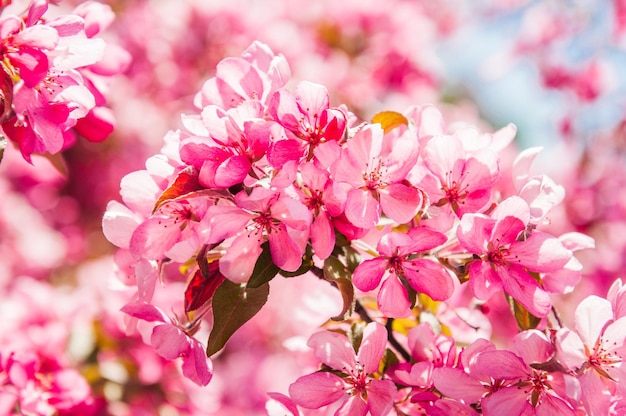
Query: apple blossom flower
[
  {"left": 353, "top": 228, "right": 454, "bottom": 317},
  {"left": 203, "top": 187, "right": 311, "bottom": 282},
  {"left": 457, "top": 196, "right": 572, "bottom": 317},
  {"left": 268, "top": 80, "right": 346, "bottom": 163},
  {"left": 556, "top": 295, "right": 626, "bottom": 416},
  {"left": 332, "top": 123, "right": 423, "bottom": 228},
  {"left": 419, "top": 133, "right": 500, "bottom": 217},
  {"left": 473, "top": 332, "right": 578, "bottom": 416},
  {"left": 288, "top": 322, "right": 397, "bottom": 416}
]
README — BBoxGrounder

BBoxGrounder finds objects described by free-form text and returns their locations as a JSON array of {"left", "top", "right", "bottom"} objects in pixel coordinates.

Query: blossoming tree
[{"left": 2, "top": 0, "right": 626, "bottom": 415}]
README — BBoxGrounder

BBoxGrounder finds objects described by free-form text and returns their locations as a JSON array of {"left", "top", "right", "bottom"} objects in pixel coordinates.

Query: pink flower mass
[{"left": 2, "top": 0, "right": 626, "bottom": 415}]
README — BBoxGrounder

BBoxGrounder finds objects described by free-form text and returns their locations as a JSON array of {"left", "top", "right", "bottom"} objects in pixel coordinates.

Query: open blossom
[
  {"left": 203, "top": 187, "right": 311, "bottom": 282},
  {"left": 473, "top": 331, "right": 578, "bottom": 416},
  {"left": 333, "top": 123, "right": 423, "bottom": 228},
  {"left": 288, "top": 322, "right": 397, "bottom": 416},
  {"left": 268, "top": 80, "right": 346, "bottom": 163},
  {"left": 0, "top": 0, "right": 127, "bottom": 162},
  {"left": 457, "top": 196, "right": 572, "bottom": 317},
  {"left": 419, "top": 133, "right": 500, "bottom": 217},
  {"left": 556, "top": 295, "right": 626, "bottom": 416},
  {"left": 353, "top": 227, "right": 454, "bottom": 317}
]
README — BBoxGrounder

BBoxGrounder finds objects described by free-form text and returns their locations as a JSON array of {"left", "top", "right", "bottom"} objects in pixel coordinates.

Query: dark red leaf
[{"left": 184, "top": 262, "right": 226, "bottom": 313}]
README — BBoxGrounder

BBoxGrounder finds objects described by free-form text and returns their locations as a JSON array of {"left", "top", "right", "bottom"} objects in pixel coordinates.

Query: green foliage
[{"left": 207, "top": 280, "right": 270, "bottom": 356}]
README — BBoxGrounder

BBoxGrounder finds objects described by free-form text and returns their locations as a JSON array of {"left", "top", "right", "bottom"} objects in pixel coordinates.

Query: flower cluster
[
  {"left": 0, "top": 0, "right": 129, "bottom": 163},
  {"left": 101, "top": 41, "right": 610, "bottom": 415}
]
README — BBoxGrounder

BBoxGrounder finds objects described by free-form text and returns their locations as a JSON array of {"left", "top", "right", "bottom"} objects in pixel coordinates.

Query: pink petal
[
  {"left": 307, "top": 330, "right": 357, "bottom": 371},
  {"left": 129, "top": 216, "right": 181, "bottom": 260},
  {"left": 311, "top": 211, "right": 335, "bottom": 260},
  {"left": 457, "top": 214, "right": 493, "bottom": 255},
  {"left": 219, "top": 232, "right": 263, "bottom": 283},
  {"left": 266, "top": 392, "right": 300, "bottom": 416},
  {"left": 345, "top": 188, "right": 380, "bottom": 228},
  {"left": 574, "top": 295, "right": 613, "bottom": 347},
  {"left": 151, "top": 324, "right": 189, "bottom": 360},
  {"left": 432, "top": 367, "right": 485, "bottom": 404},
  {"left": 288, "top": 372, "right": 345, "bottom": 409},
  {"left": 357, "top": 322, "right": 388, "bottom": 374},
  {"left": 468, "top": 261, "right": 503, "bottom": 301},
  {"left": 353, "top": 258, "right": 388, "bottom": 292},
  {"left": 579, "top": 371, "right": 612, "bottom": 416},
  {"left": 181, "top": 339, "right": 213, "bottom": 386},
  {"left": 404, "top": 259, "right": 454, "bottom": 301},
  {"left": 203, "top": 205, "right": 251, "bottom": 244},
  {"left": 269, "top": 224, "right": 303, "bottom": 272},
  {"left": 379, "top": 183, "right": 422, "bottom": 224},
  {"left": 536, "top": 394, "right": 576, "bottom": 416},
  {"left": 295, "top": 81, "right": 330, "bottom": 120},
  {"left": 337, "top": 395, "right": 368, "bottom": 416},
  {"left": 481, "top": 387, "right": 533, "bottom": 416},
  {"left": 406, "top": 226, "right": 447, "bottom": 251},
  {"left": 508, "top": 232, "right": 572, "bottom": 272},
  {"left": 120, "top": 303, "right": 168, "bottom": 324},
  {"left": 214, "top": 154, "right": 250, "bottom": 188},
  {"left": 491, "top": 195, "right": 530, "bottom": 224},
  {"left": 512, "top": 330, "right": 552, "bottom": 364},
  {"left": 268, "top": 139, "right": 304, "bottom": 168},
  {"left": 102, "top": 200, "right": 140, "bottom": 249},
  {"left": 554, "top": 328, "right": 587, "bottom": 371},
  {"left": 474, "top": 350, "right": 528, "bottom": 380},
  {"left": 366, "top": 379, "right": 397, "bottom": 416},
  {"left": 378, "top": 275, "right": 412, "bottom": 318},
  {"left": 499, "top": 264, "right": 551, "bottom": 317}
]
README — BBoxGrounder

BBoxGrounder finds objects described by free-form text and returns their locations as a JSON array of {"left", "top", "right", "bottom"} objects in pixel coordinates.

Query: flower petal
[{"left": 289, "top": 372, "right": 345, "bottom": 409}]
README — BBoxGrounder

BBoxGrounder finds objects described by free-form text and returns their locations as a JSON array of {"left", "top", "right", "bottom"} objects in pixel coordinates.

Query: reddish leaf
[
  {"left": 184, "top": 262, "right": 226, "bottom": 313},
  {"left": 153, "top": 166, "right": 203, "bottom": 213}
]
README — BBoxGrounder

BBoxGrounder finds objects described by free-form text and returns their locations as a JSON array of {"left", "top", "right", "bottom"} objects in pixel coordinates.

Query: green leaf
[
  {"left": 371, "top": 111, "right": 408, "bottom": 134},
  {"left": 247, "top": 242, "right": 280, "bottom": 288},
  {"left": 323, "top": 256, "right": 355, "bottom": 321},
  {"left": 207, "top": 280, "right": 270, "bottom": 356},
  {"left": 280, "top": 244, "right": 314, "bottom": 277},
  {"left": 508, "top": 294, "right": 541, "bottom": 331}
]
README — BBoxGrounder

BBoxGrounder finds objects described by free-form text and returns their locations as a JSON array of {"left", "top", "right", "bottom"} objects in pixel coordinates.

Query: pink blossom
[
  {"left": 419, "top": 133, "right": 500, "bottom": 217},
  {"left": 121, "top": 302, "right": 213, "bottom": 386},
  {"left": 203, "top": 187, "right": 311, "bottom": 282},
  {"left": 457, "top": 196, "right": 572, "bottom": 317},
  {"left": 473, "top": 331, "right": 578, "bottom": 416},
  {"left": 268, "top": 80, "right": 346, "bottom": 163},
  {"left": 333, "top": 123, "right": 422, "bottom": 228},
  {"left": 353, "top": 228, "right": 454, "bottom": 317},
  {"left": 289, "top": 322, "right": 397, "bottom": 416},
  {"left": 556, "top": 295, "right": 626, "bottom": 416}
]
